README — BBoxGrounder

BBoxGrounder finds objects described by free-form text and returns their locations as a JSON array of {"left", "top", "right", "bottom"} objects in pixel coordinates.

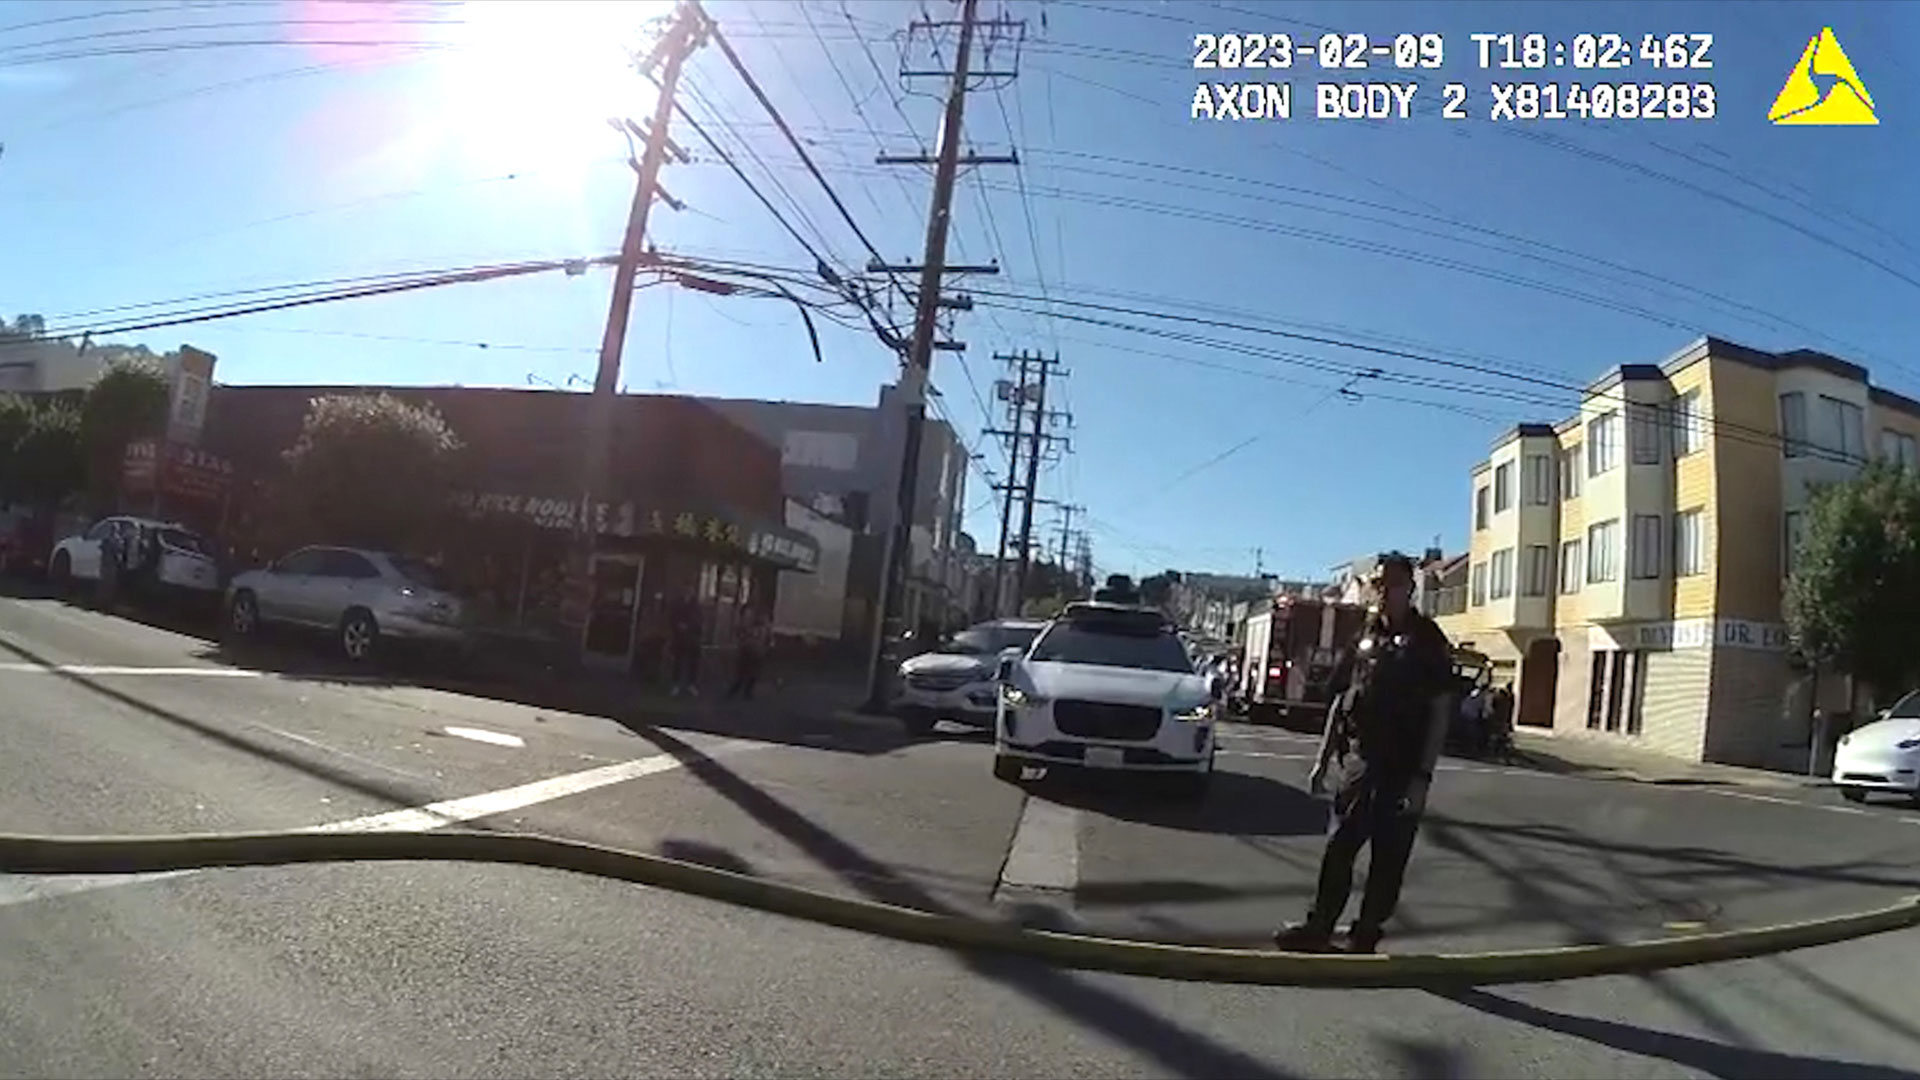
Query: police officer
[{"left": 1274, "top": 551, "right": 1455, "bottom": 955}]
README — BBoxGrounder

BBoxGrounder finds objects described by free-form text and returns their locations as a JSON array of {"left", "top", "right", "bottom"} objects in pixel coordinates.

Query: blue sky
[{"left": 2, "top": 0, "right": 1916, "bottom": 584}]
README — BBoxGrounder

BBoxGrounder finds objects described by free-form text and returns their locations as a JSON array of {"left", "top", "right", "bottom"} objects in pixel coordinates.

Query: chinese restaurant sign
[
  {"left": 453, "top": 491, "right": 819, "bottom": 573},
  {"left": 122, "top": 440, "right": 234, "bottom": 502}
]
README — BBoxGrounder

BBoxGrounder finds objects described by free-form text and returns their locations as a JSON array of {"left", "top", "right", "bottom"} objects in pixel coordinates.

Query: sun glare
[{"left": 433, "top": 0, "right": 675, "bottom": 174}]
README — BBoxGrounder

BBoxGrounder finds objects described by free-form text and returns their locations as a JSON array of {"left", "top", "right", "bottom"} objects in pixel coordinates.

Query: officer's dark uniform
[{"left": 1281, "top": 598, "right": 1453, "bottom": 952}]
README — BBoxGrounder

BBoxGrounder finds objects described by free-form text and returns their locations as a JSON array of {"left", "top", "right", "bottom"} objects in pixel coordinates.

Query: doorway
[
  {"left": 583, "top": 553, "right": 645, "bottom": 669},
  {"left": 1518, "top": 637, "right": 1559, "bottom": 728}
]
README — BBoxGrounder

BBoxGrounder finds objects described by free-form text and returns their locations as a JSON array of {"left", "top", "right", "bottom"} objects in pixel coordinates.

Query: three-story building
[{"left": 1438, "top": 336, "right": 1920, "bottom": 769}]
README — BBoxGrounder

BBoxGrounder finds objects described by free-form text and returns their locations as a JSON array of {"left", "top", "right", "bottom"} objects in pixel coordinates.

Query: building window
[
  {"left": 1816, "top": 395, "right": 1865, "bottom": 462},
  {"left": 1489, "top": 547, "right": 1514, "bottom": 600},
  {"left": 1493, "top": 462, "right": 1514, "bottom": 513},
  {"left": 1631, "top": 514, "right": 1662, "bottom": 579},
  {"left": 1560, "top": 445, "right": 1583, "bottom": 500},
  {"left": 1780, "top": 392, "right": 1808, "bottom": 457},
  {"left": 1629, "top": 403, "right": 1662, "bottom": 465},
  {"left": 1587, "top": 519, "right": 1620, "bottom": 583},
  {"left": 1672, "top": 389, "right": 1704, "bottom": 456},
  {"left": 1673, "top": 509, "right": 1705, "bottom": 577},
  {"left": 1588, "top": 411, "right": 1620, "bottom": 476},
  {"left": 1470, "top": 561, "right": 1487, "bottom": 607},
  {"left": 1559, "top": 539, "right": 1583, "bottom": 594},
  {"left": 1882, "top": 429, "right": 1918, "bottom": 470},
  {"left": 1522, "top": 545, "right": 1551, "bottom": 597},
  {"left": 1524, "top": 453, "right": 1553, "bottom": 505},
  {"left": 1784, "top": 510, "right": 1805, "bottom": 577},
  {"left": 1474, "top": 485, "right": 1490, "bottom": 531}
]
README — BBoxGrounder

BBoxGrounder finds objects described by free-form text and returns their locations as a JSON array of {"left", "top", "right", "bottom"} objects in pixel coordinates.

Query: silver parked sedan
[{"left": 225, "top": 545, "right": 469, "bottom": 662}]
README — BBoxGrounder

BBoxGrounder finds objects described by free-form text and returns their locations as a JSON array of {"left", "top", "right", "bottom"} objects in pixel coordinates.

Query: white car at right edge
[
  {"left": 992, "top": 602, "right": 1224, "bottom": 799},
  {"left": 1834, "top": 690, "right": 1920, "bottom": 804}
]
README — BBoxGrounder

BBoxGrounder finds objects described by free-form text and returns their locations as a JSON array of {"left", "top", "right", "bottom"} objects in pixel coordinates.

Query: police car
[{"left": 991, "top": 602, "right": 1224, "bottom": 797}]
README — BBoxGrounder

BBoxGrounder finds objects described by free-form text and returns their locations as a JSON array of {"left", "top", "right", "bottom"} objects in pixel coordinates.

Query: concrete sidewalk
[{"left": 1510, "top": 729, "right": 1830, "bottom": 790}]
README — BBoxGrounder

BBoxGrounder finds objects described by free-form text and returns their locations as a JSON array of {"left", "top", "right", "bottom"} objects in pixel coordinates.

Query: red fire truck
[{"left": 1237, "top": 594, "right": 1370, "bottom": 726}]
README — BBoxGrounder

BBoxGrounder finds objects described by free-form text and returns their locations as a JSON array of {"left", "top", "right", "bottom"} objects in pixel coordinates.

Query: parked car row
[{"left": 35, "top": 515, "right": 474, "bottom": 666}]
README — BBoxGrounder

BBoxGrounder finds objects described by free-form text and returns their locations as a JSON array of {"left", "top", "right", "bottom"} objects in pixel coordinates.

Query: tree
[
  {"left": 1784, "top": 461, "right": 1920, "bottom": 703},
  {"left": 80, "top": 355, "right": 172, "bottom": 509},
  {"left": 0, "top": 314, "right": 45, "bottom": 340},
  {"left": 12, "top": 400, "right": 85, "bottom": 508},
  {"left": 279, "top": 392, "right": 465, "bottom": 551},
  {"left": 0, "top": 392, "right": 37, "bottom": 501},
  {"left": 1139, "top": 569, "right": 1182, "bottom": 609}
]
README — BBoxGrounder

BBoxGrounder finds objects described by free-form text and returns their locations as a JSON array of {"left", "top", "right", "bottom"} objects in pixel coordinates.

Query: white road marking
[
  {"left": 1712, "top": 787, "right": 1920, "bottom": 824},
  {"left": 1218, "top": 728, "right": 1319, "bottom": 744},
  {"left": 0, "top": 663, "right": 260, "bottom": 677},
  {"left": 442, "top": 726, "right": 525, "bottom": 749},
  {"left": 996, "top": 796, "right": 1080, "bottom": 894},
  {"left": 0, "top": 740, "right": 763, "bottom": 908}
]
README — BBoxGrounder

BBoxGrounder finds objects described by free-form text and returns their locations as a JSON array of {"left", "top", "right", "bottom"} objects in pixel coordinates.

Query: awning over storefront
[{"left": 451, "top": 489, "right": 820, "bottom": 573}]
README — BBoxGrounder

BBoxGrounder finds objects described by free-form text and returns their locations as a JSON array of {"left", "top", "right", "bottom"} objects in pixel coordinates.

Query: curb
[{"left": 4, "top": 829, "right": 1916, "bottom": 988}]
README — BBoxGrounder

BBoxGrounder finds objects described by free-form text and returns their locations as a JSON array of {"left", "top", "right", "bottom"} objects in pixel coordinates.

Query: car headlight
[
  {"left": 1898, "top": 738, "right": 1920, "bottom": 751},
  {"left": 1170, "top": 703, "right": 1212, "bottom": 722},
  {"left": 1003, "top": 685, "right": 1047, "bottom": 708}
]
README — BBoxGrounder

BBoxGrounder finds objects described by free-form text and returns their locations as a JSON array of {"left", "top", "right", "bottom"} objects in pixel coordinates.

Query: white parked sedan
[
  {"left": 1833, "top": 691, "right": 1920, "bottom": 803},
  {"left": 992, "top": 602, "right": 1223, "bottom": 798}
]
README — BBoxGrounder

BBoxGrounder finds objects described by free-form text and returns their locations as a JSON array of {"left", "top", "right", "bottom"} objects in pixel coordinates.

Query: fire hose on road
[{"left": 3, "top": 828, "right": 1916, "bottom": 988}]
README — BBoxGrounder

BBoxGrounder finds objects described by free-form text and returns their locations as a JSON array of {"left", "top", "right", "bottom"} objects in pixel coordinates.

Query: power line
[
  {"left": 705, "top": 16, "right": 898, "bottom": 276},
  {"left": 25, "top": 258, "right": 619, "bottom": 342}
]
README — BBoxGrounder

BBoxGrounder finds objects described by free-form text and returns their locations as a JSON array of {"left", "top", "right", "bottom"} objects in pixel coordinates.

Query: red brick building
[{"left": 203, "top": 385, "right": 819, "bottom": 671}]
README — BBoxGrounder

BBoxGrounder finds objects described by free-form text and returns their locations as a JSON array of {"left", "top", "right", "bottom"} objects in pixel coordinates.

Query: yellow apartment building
[{"left": 1436, "top": 336, "right": 1920, "bottom": 769}]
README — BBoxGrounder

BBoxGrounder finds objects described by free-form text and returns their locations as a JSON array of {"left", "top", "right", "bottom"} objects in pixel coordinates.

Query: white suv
[
  {"left": 894, "top": 618, "right": 1046, "bottom": 735},
  {"left": 48, "top": 516, "right": 221, "bottom": 598},
  {"left": 992, "top": 603, "right": 1223, "bottom": 797}
]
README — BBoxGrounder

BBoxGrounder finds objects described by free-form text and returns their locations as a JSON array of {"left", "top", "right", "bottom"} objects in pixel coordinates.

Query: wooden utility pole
[
  {"left": 862, "top": 0, "right": 1018, "bottom": 711},
  {"left": 1055, "top": 503, "right": 1082, "bottom": 580},
  {"left": 565, "top": 3, "right": 702, "bottom": 645},
  {"left": 1014, "top": 353, "right": 1066, "bottom": 609},
  {"left": 991, "top": 352, "right": 1029, "bottom": 617}
]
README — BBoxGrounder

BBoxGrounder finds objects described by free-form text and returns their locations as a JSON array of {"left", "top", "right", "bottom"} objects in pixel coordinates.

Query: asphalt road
[{"left": 1, "top": 593, "right": 1918, "bottom": 1079}]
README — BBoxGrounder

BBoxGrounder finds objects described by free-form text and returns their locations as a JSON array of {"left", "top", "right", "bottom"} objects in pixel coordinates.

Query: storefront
[
  {"left": 446, "top": 489, "right": 819, "bottom": 672},
  {"left": 1550, "top": 616, "right": 1801, "bottom": 767},
  {"left": 202, "top": 383, "right": 816, "bottom": 678}
]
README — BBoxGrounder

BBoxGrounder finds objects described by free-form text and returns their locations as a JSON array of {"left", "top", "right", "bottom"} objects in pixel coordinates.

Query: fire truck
[{"left": 1237, "top": 594, "right": 1370, "bottom": 726}]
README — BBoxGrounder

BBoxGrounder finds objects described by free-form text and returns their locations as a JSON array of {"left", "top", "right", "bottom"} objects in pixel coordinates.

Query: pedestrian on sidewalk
[
  {"left": 96, "top": 523, "right": 126, "bottom": 613},
  {"left": 667, "top": 590, "right": 704, "bottom": 697},
  {"left": 1274, "top": 552, "right": 1455, "bottom": 956},
  {"left": 726, "top": 604, "right": 771, "bottom": 700}
]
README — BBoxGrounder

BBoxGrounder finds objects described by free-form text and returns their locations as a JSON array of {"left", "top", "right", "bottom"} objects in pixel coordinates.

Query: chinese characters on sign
[
  {"left": 454, "top": 491, "right": 817, "bottom": 570},
  {"left": 121, "top": 440, "right": 234, "bottom": 502}
]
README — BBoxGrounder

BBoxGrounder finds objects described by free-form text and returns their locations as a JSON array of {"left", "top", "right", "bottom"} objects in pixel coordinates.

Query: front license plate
[{"left": 1084, "top": 746, "right": 1124, "bottom": 769}]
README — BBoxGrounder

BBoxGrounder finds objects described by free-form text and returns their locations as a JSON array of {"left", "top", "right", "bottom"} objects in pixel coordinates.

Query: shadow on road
[
  {"left": 1435, "top": 986, "right": 1920, "bottom": 1080},
  {"left": 188, "top": 634, "right": 939, "bottom": 761},
  {"left": 0, "top": 631, "right": 446, "bottom": 821},
  {"left": 619, "top": 721, "right": 1300, "bottom": 1080},
  {"left": 1431, "top": 815, "right": 1920, "bottom": 894},
  {"left": 1026, "top": 767, "right": 1327, "bottom": 837}
]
